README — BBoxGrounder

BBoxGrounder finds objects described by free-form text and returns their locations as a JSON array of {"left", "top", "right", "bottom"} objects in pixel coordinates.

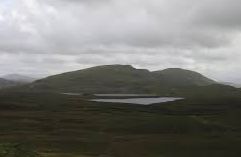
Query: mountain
[
  {"left": 15, "top": 64, "right": 222, "bottom": 95},
  {"left": 2, "top": 74, "right": 36, "bottom": 83},
  {"left": 153, "top": 68, "right": 216, "bottom": 87},
  {"left": 26, "top": 65, "right": 157, "bottom": 93},
  {"left": 0, "top": 78, "right": 21, "bottom": 89}
]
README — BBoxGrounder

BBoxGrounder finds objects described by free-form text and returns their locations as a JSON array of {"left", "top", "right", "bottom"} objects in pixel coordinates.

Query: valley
[
  {"left": 0, "top": 65, "right": 241, "bottom": 157},
  {"left": 1, "top": 0, "right": 241, "bottom": 156},
  {"left": 0, "top": 91, "right": 240, "bottom": 157}
]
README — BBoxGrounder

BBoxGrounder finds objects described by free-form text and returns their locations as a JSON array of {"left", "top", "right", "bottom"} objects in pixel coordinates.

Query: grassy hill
[
  {"left": 153, "top": 68, "right": 216, "bottom": 86},
  {"left": 29, "top": 65, "right": 157, "bottom": 93},
  {"left": 0, "top": 65, "right": 241, "bottom": 156},
  {"left": 14, "top": 65, "right": 225, "bottom": 95}
]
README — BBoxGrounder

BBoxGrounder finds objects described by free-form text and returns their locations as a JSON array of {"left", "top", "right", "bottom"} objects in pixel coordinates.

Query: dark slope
[
  {"left": 18, "top": 64, "right": 220, "bottom": 94},
  {"left": 153, "top": 68, "right": 215, "bottom": 87},
  {"left": 28, "top": 65, "right": 158, "bottom": 93}
]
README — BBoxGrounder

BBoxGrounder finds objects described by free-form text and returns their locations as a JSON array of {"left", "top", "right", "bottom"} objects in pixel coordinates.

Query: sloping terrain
[
  {"left": 18, "top": 65, "right": 220, "bottom": 95},
  {"left": 0, "top": 65, "right": 240, "bottom": 156},
  {"left": 153, "top": 68, "right": 215, "bottom": 86},
  {"left": 0, "top": 92, "right": 240, "bottom": 157}
]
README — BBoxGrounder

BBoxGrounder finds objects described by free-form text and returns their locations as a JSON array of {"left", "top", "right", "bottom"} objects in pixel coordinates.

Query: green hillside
[
  {"left": 0, "top": 65, "right": 241, "bottom": 157},
  {"left": 17, "top": 65, "right": 222, "bottom": 95},
  {"left": 153, "top": 68, "right": 216, "bottom": 86}
]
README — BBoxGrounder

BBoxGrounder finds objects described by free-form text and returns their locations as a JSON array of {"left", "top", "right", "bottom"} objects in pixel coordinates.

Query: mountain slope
[
  {"left": 28, "top": 65, "right": 158, "bottom": 93},
  {"left": 19, "top": 64, "right": 218, "bottom": 94},
  {"left": 153, "top": 68, "right": 216, "bottom": 87}
]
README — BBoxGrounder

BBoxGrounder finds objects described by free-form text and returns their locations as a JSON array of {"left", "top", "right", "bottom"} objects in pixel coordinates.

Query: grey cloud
[
  {"left": 0, "top": 0, "right": 241, "bottom": 83},
  {"left": 44, "top": 0, "right": 111, "bottom": 7},
  {"left": 0, "top": 0, "right": 238, "bottom": 54},
  {"left": 193, "top": 0, "right": 241, "bottom": 29}
]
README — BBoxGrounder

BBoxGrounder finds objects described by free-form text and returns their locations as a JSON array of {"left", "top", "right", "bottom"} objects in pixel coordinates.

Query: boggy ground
[{"left": 0, "top": 92, "right": 241, "bottom": 157}]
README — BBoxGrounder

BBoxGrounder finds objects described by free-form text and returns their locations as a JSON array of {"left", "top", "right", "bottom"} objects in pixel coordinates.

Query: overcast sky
[{"left": 0, "top": 0, "right": 241, "bottom": 83}]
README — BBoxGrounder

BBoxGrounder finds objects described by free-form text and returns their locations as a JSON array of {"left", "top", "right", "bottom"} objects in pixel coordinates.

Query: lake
[
  {"left": 91, "top": 97, "right": 183, "bottom": 105},
  {"left": 62, "top": 93, "right": 83, "bottom": 96},
  {"left": 62, "top": 93, "right": 155, "bottom": 97},
  {"left": 94, "top": 94, "right": 156, "bottom": 97}
]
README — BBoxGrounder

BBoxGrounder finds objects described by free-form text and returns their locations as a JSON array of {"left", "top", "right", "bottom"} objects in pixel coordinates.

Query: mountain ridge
[
  {"left": 2, "top": 64, "right": 241, "bottom": 98},
  {"left": 153, "top": 68, "right": 216, "bottom": 86},
  {"left": 16, "top": 64, "right": 219, "bottom": 94}
]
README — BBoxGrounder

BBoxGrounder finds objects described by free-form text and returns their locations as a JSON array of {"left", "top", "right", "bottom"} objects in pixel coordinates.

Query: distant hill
[
  {"left": 26, "top": 65, "right": 157, "bottom": 93},
  {"left": 153, "top": 68, "right": 216, "bottom": 87},
  {"left": 2, "top": 74, "right": 36, "bottom": 83},
  {"left": 13, "top": 64, "right": 225, "bottom": 95},
  {"left": 0, "top": 78, "right": 21, "bottom": 89},
  {"left": 221, "top": 82, "right": 241, "bottom": 88}
]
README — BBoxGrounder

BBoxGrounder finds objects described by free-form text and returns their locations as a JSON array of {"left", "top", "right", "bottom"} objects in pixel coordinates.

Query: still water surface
[
  {"left": 91, "top": 97, "right": 183, "bottom": 105},
  {"left": 94, "top": 94, "right": 156, "bottom": 97}
]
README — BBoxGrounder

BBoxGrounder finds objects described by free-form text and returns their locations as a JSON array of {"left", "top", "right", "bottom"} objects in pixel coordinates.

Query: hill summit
[
  {"left": 23, "top": 64, "right": 217, "bottom": 94},
  {"left": 153, "top": 68, "right": 215, "bottom": 86}
]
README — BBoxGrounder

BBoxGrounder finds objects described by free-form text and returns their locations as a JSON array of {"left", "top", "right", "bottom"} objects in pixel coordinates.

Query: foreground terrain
[{"left": 0, "top": 92, "right": 241, "bottom": 157}]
